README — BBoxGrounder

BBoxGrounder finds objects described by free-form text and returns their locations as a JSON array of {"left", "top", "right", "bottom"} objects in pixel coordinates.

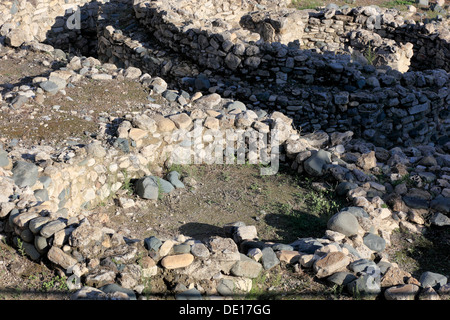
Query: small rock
[
  {"left": 347, "top": 273, "right": 381, "bottom": 299},
  {"left": 327, "top": 211, "right": 361, "bottom": 237},
  {"left": 144, "top": 236, "right": 162, "bottom": 253},
  {"left": 276, "top": 250, "right": 302, "bottom": 264},
  {"left": 40, "top": 219, "right": 66, "bottom": 238},
  {"left": 363, "top": 233, "right": 386, "bottom": 252},
  {"left": 384, "top": 283, "right": 419, "bottom": 300},
  {"left": 193, "top": 93, "right": 222, "bottom": 109},
  {"left": 419, "top": 271, "right": 448, "bottom": 289},
  {"left": 303, "top": 150, "right": 332, "bottom": 176},
  {"left": 356, "top": 151, "right": 377, "bottom": 171},
  {"left": 349, "top": 259, "right": 378, "bottom": 274},
  {"left": 159, "top": 240, "right": 175, "bottom": 257},
  {"left": 123, "top": 67, "right": 142, "bottom": 80},
  {"left": 71, "top": 286, "right": 108, "bottom": 300},
  {"left": 47, "top": 246, "right": 77, "bottom": 270},
  {"left": 0, "top": 149, "right": 11, "bottom": 168},
  {"left": 100, "top": 283, "right": 136, "bottom": 300},
  {"left": 169, "top": 113, "right": 193, "bottom": 130},
  {"left": 418, "top": 286, "right": 441, "bottom": 300},
  {"left": 85, "top": 141, "right": 106, "bottom": 158},
  {"left": 156, "top": 118, "right": 176, "bottom": 132},
  {"left": 190, "top": 242, "right": 210, "bottom": 259},
  {"left": 85, "top": 268, "right": 116, "bottom": 288},
  {"left": 230, "top": 254, "right": 263, "bottom": 278},
  {"left": 141, "top": 256, "right": 158, "bottom": 277},
  {"left": 166, "top": 171, "right": 185, "bottom": 189},
  {"left": 430, "top": 212, "right": 450, "bottom": 227},
  {"left": 12, "top": 161, "right": 38, "bottom": 187},
  {"left": 135, "top": 176, "right": 170, "bottom": 200},
  {"left": 161, "top": 253, "right": 194, "bottom": 269},
  {"left": 217, "top": 278, "right": 234, "bottom": 296},
  {"left": 380, "top": 266, "right": 412, "bottom": 287},
  {"left": 233, "top": 225, "right": 258, "bottom": 243},
  {"left": 430, "top": 197, "right": 449, "bottom": 214},
  {"left": 313, "top": 251, "right": 351, "bottom": 278},
  {"left": 29, "top": 217, "right": 51, "bottom": 234},
  {"left": 260, "top": 247, "right": 280, "bottom": 270},
  {"left": 327, "top": 272, "right": 358, "bottom": 287}
]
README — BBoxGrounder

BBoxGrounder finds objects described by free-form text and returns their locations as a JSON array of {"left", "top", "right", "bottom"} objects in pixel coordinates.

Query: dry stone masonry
[{"left": 0, "top": 0, "right": 449, "bottom": 300}]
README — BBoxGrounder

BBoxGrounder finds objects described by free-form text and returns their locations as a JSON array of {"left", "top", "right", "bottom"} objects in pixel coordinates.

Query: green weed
[{"left": 121, "top": 169, "right": 134, "bottom": 195}]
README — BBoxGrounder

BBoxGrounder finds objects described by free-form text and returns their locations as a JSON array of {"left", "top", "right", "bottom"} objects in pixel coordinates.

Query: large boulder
[
  {"left": 303, "top": 150, "right": 332, "bottom": 176},
  {"left": 135, "top": 176, "right": 174, "bottom": 200},
  {"left": 327, "top": 210, "right": 361, "bottom": 237}
]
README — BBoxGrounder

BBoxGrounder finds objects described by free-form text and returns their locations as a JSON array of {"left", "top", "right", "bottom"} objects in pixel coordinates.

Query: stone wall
[
  {"left": 0, "top": 0, "right": 132, "bottom": 55},
  {"left": 132, "top": 0, "right": 450, "bottom": 73},
  {"left": 98, "top": 19, "right": 450, "bottom": 149}
]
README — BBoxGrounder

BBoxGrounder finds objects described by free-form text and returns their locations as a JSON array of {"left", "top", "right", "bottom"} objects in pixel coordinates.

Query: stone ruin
[{"left": 0, "top": 0, "right": 449, "bottom": 300}]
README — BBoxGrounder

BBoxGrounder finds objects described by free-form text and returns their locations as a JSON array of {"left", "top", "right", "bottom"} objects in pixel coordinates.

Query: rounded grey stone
[
  {"left": 0, "top": 149, "right": 9, "bottom": 167},
  {"left": 304, "top": 150, "right": 332, "bottom": 176},
  {"left": 167, "top": 171, "right": 185, "bottom": 189},
  {"left": 190, "top": 242, "right": 210, "bottom": 259},
  {"left": 34, "top": 235, "right": 48, "bottom": 253},
  {"left": 363, "top": 233, "right": 386, "bottom": 252},
  {"left": 260, "top": 247, "right": 280, "bottom": 270},
  {"left": 347, "top": 273, "right": 381, "bottom": 298},
  {"left": 100, "top": 283, "right": 136, "bottom": 300},
  {"left": 349, "top": 259, "right": 378, "bottom": 274},
  {"left": 12, "top": 161, "right": 38, "bottom": 187},
  {"left": 40, "top": 219, "right": 66, "bottom": 238},
  {"left": 29, "top": 217, "right": 51, "bottom": 234},
  {"left": 327, "top": 272, "right": 358, "bottom": 286},
  {"left": 230, "top": 254, "right": 263, "bottom": 278},
  {"left": 20, "top": 228, "right": 34, "bottom": 243},
  {"left": 144, "top": 236, "right": 162, "bottom": 252},
  {"left": 34, "top": 189, "right": 49, "bottom": 201},
  {"left": 172, "top": 244, "right": 191, "bottom": 254},
  {"left": 217, "top": 278, "right": 234, "bottom": 296},
  {"left": 419, "top": 271, "right": 448, "bottom": 289},
  {"left": 327, "top": 211, "right": 360, "bottom": 237}
]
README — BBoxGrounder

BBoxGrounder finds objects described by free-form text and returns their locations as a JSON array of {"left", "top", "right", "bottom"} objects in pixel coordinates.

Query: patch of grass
[
  {"left": 424, "top": 9, "right": 441, "bottom": 20},
  {"left": 15, "top": 238, "right": 26, "bottom": 257},
  {"left": 296, "top": 189, "right": 340, "bottom": 216},
  {"left": 167, "top": 163, "right": 185, "bottom": 175},
  {"left": 391, "top": 173, "right": 413, "bottom": 187},
  {"left": 246, "top": 267, "right": 283, "bottom": 300},
  {"left": 382, "top": 0, "right": 415, "bottom": 9},
  {"left": 363, "top": 43, "right": 377, "bottom": 66},
  {"left": 41, "top": 275, "right": 69, "bottom": 292},
  {"left": 121, "top": 169, "right": 134, "bottom": 196},
  {"left": 291, "top": 0, "right": 323, "bottom": 10}
]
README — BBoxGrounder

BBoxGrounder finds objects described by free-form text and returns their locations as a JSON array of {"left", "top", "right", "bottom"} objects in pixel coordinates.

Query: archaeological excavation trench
[{"left": 0, "top": 0, "right": 449, "bottom": 300}]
